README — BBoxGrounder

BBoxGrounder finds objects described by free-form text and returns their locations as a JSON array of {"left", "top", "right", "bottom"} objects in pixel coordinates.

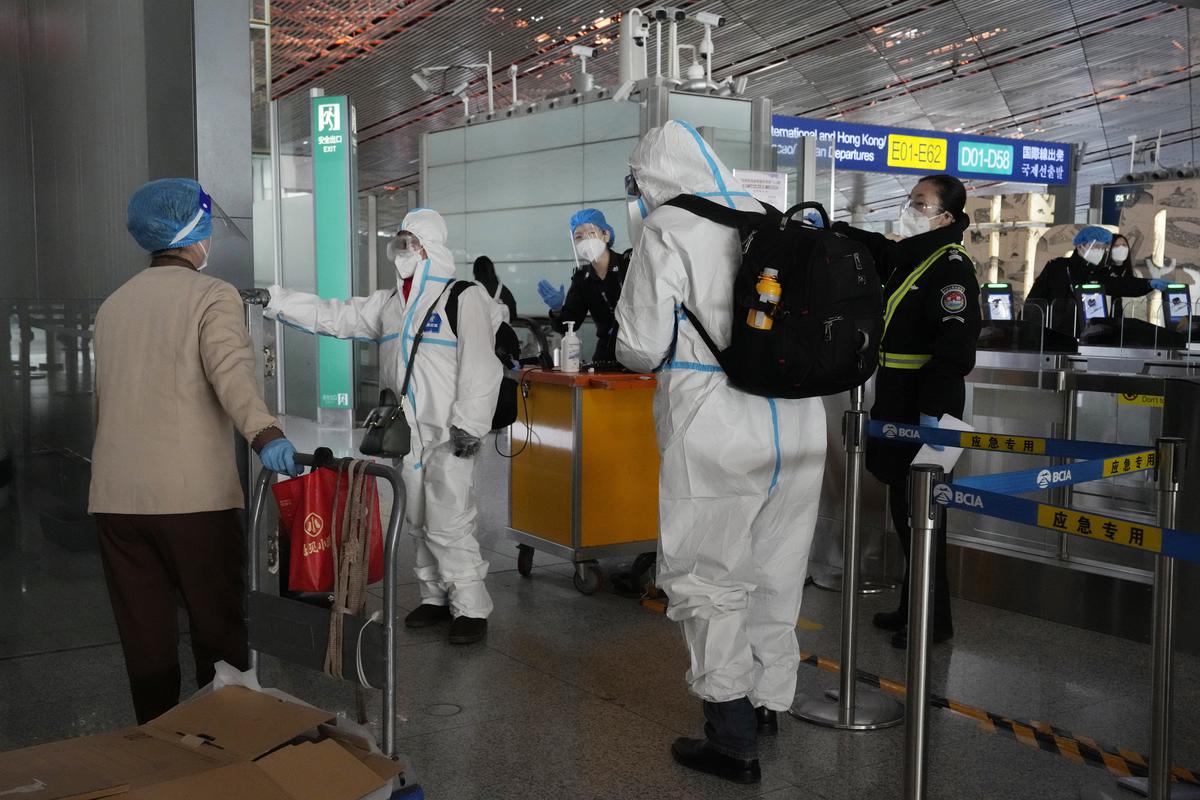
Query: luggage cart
[{"left": 245, "top": 448, "right": 406, "bottom": 758}]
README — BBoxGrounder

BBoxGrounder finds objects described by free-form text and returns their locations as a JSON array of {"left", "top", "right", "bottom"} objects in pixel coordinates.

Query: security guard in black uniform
[{"left": 832, "top": 173, "right": 980, "bottom": 649}]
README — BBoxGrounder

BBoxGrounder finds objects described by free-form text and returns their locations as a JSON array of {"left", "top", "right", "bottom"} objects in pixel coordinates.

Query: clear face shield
[
  {"left": 625, "top": 172, "right": 647, "bottom": 249},
  {"left": 172, "top": 188, "right": 246, "bottom": 269},
  {"left": 572, "top": 223, "right": 608, "bottom": 265}
]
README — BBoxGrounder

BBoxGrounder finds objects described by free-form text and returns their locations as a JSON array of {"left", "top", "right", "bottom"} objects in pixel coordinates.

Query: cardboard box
[
  {"left": 999, "top": 193, "right": 1056, "bottom": 224},
  {"left": 0, "top": 686, "right": 404, "bottom": 800},
  {"left": 964, "top": 195, "right": 1000, "bottom": 225}
]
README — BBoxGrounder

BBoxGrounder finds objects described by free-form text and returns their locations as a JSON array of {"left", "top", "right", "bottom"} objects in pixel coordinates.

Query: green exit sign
[{"left": 957, "top": 140, "right": 1014, "bottom": 177}]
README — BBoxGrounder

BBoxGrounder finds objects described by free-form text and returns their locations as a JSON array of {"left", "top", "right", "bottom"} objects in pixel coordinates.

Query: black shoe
[
  {"left": 890, "top": 626, "right": 954, "bottom": 649},
  {"left": 404, "top": 604, "right": 451, "bottom": 629},
  {"left": 670, "top": 737, "right": 761, "bottom": 785},
  {"left": 448, "top": 615, "right": 488, "bottom": 644},
  {"left": 872, "top": 608, "right": 906, "bottom": 631},
  {"left": 755, "top": 707, "right": 778, "bottom": 735}
]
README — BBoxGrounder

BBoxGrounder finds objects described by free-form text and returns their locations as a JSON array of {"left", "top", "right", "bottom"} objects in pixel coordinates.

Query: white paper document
[{"left": 912, "top": 414, "right": 974, "bottom": 473}]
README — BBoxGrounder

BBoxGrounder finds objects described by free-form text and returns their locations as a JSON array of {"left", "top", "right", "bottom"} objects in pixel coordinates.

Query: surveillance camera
[
  {"left": 509, "top": 64, "right": 518, "bottom": 77},
  {"left": 651, "top": 7, "right": 685, "bottom": 22},
  {"left": 451, "top": 80, "right": 469, "bottom": 96},
  {"left": 411, "top": 72, "right": 432, "bottom": 92},
  {"left": 571, "top": 45, "right": 594, "bottom": 58},
  {"left": 691, "top": 11, "right": 725, "bottom": 26}
]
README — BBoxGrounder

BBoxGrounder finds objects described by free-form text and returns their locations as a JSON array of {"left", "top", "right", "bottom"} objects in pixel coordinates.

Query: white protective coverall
[
  {"left": 615, "top": 121, "right": 827, "bottom": 711},
  {"left": 265, "top": 208, "right": 501, "bottom": 619}
]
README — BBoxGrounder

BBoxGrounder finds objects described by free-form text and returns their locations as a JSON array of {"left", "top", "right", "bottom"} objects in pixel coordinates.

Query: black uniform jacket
[
  {"left": 834, "top": 215, "right": 982, "bottom": 484},
  {"left": 550, "top": 248, "right": 630, "bottom": 362},
  {"left": 1027, "top": 252, "right": 1152, "bottom": 305}
]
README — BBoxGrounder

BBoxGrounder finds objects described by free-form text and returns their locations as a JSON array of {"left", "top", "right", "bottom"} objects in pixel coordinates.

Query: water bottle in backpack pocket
[{"left": 667, "top": 195, "right": 883, "bottom": 399}]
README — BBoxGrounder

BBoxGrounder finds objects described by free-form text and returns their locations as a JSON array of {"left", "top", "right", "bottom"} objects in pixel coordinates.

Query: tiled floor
[{"left": 2, "top": 365, "right": 1198, "bottom": 798}]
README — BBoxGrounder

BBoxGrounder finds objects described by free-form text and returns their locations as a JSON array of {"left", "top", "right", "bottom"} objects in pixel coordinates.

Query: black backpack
[
  {"left": 665, "top": 195, "right": 882, "bottom": 399},
  {"left": 445, "top": 281, "right": 520, "bottom": 430}
]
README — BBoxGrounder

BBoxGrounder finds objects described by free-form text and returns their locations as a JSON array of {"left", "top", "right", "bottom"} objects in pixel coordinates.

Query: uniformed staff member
[
  {"left": 1027, "top": 227, "right": 1167, "bottom": 328},
  {"left": 832, "top": 173, "right": 980, "bottom": 649},
  {"left": 536, "top": 208, "right": 630, "bottom": 363}
]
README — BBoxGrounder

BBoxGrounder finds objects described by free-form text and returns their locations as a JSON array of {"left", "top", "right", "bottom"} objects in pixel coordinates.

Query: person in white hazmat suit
[
  {"left": 263, "top": 208, "right": 501, "bottom": 645},
  {"left": 615, "top": 121, "right": 827, "bottom": 784}
]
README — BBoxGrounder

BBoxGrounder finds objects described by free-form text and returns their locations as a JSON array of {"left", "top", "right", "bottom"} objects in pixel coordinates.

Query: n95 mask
[
  {"left": 898, "top": 206, "right": 932, "bottom": 239},
  {"left": 574, "top": 238, "right": 606, "bottom": 263},
  {"left": 394, "top": 253, "right": 421, "bottom": 280}
]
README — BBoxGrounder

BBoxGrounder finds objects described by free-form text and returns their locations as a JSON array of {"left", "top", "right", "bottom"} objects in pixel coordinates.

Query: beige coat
[{"left": 89, "top": 264, "right": 280, "bottom": 514}]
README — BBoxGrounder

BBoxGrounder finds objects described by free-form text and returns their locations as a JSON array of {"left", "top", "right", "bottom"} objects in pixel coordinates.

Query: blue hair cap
[
  {"left": 1074, "top": 226, "right": 1113, "bottom": 246},
  {"left": 570, "top": 208, "right": 615, "bottom": 242},
  {"left": 127, "top": 178, "right": 212, "bottom": 252}
]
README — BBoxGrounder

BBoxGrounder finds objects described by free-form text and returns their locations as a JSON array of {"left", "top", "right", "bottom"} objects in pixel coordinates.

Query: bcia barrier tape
[
  {"left": 957, "top": 450, "right": 1157, "bottom": 494},
  {"left": 933, "top": 483, "right": 1200, "bottom": 563},
  {"left": 867, "top": 421, "right": 1147, "bottom": 460}
]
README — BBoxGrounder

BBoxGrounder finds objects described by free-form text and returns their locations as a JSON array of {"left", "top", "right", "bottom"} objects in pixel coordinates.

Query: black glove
[
  {"left": 450, "top": 425, "right": 482, "bottom": 458},
  {"left": 240, "top": 288, "right": 272, "bottom": 306}
]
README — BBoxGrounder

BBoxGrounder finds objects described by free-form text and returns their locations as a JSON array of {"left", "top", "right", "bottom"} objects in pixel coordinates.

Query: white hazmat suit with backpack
[
  {"left": 264, "top": 208, "right": 501, "bottom": 620},
  {"left": 616, "top": 122, "right": 827, "bottom": 713}
]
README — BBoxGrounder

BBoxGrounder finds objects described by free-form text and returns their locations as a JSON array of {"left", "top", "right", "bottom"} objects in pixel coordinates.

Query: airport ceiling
[{"left": 268, "top": 0, "right": 1199, "bottom": 220}]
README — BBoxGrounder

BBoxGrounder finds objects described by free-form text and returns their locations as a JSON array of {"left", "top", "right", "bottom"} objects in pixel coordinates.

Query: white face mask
[
  {"left": 1110, "top": 245, "right": 1129, "bottom": 264},
  {"left": 1081, "top": 244, "right": 1105, "bottom": 266},
  {"left": 197, "top": 241, "right": 210, "bottom": 271},
  {"left": 394, "top": 253, "right": 421, "bottom": 280},
  {"left": 898, "top": 206, "right": 933, "bottom": 238},
  {"left": 574, "top": 238, "right": 606, "bottom": 263},
  {"left": 627, "top": 198, "right": 647, "bottom": 249}
]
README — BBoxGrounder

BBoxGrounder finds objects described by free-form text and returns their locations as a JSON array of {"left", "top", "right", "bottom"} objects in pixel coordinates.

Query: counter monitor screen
[
  {"left": 982, "top": 283, "right": 1013, "bottom": 321},
  {"left": 1163, "top": 283, "right": 1191, "bottom": 326},
  {"left": 1076, "top": 284, "right": 1108, "bottom": 321}
]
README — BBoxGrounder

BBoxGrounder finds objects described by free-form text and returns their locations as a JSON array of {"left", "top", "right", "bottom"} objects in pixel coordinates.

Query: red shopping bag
[{"left": 272, "top": 468, "right": 384, "bottom": 593}]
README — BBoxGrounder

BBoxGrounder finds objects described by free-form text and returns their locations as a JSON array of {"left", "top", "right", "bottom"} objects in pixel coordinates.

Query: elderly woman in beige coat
[{"left": 89, "top": 178, "right": 299, "bottom": 723}]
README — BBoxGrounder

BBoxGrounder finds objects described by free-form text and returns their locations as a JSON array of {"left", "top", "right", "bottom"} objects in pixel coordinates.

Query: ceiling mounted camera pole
[{"left": 411, "top": 51, "right": 495, "bottom": 115}]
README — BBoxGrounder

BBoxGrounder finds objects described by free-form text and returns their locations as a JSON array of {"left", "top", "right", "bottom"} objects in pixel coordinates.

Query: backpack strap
[
  {"left": 665, "top": 194, "right": 748, "bottom": 225},
  {"left": 399, "top": 282, "right": 454, "bottom": 402},
  {"left": 679, "top": 305, "right": 727, "bottom": 372},
  {"left": 445, "top": 280, "right": 474, "bottom": 336}
]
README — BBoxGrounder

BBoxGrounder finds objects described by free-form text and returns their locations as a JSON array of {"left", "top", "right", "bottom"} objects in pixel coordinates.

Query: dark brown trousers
[{"left": 95, "top": 509, "right": 249, "bottom": 723}]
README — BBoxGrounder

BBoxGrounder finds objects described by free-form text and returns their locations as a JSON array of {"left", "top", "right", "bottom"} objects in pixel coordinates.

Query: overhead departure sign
[
  {"left": 887, "top": 133, "right": 948, "bottom": 171},
  {"left": 771, "top": 115, "right": 1070, "bottom": 185}
]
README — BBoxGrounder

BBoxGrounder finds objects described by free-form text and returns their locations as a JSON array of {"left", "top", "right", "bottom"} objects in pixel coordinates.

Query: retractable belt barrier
[
  {"left": 863, "top": 421, "right": 1200, "bottom": 561},
  {"left": 871, "top": 416, "right": 1198, "bottom": 800}
]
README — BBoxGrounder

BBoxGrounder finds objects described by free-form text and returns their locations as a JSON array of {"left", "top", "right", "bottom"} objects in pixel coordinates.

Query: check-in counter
[{"left": 506, "top": 369, "right": 659, "bottom": 594}]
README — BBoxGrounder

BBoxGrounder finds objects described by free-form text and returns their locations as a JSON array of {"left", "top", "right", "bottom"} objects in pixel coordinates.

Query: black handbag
[
  {"left": 360, "top": 388, "right": 410, "bottom": 458},
  {"left": 358, "top": 285, "right": 451, "bottom": 459}
]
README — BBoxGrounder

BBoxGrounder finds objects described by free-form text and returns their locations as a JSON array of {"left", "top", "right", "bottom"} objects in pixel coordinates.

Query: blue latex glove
[
  {"left": 1149, "top": 278, "right": 1170, "bottom": 291},
  {"left": 804, "top": 211, "right": 824, "bottom": 228},
  {"left": 919, "top": 414, "right": 944, "bottom": 452},
  {"left": 260, "top": 438, "right": 302, "bottom": 476},
  {"left": 537, "top": 279, "right": 565, "bottom": 311}
]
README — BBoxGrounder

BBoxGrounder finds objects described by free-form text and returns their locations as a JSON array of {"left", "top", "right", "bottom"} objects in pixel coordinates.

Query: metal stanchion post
[
  {"left": 792, "top": 386, "right": 904, "bottom": 730},
  {"left": 813, "top": 386, "right": 890, "bottom": 594},
  {"left": 903, "top": 464, "right": 943, "bottom": 800},
  {"left": 1112, "top": 438, "right": 1198, "bottom": 800}
]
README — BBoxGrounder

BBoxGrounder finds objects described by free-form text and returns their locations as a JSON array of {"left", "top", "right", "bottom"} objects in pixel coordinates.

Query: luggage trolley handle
[{"left": 246, "top": 447, "right": 407, "bottom": 759}]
